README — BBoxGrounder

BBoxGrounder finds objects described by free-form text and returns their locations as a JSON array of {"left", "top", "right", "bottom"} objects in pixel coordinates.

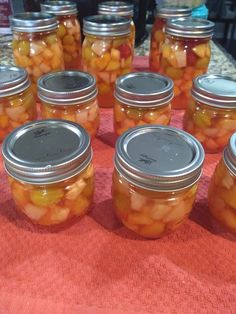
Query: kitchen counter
[{"left": 1, "top": 33, "right": 236, "bottom": 79}]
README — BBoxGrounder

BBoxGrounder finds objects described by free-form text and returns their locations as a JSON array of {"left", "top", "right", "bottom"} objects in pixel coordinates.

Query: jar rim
[
  {"left": 10, "top": 12, "right": 58, "bottom": 33},
  {"left": 223, "top": 132, "right": 236, "bottom": 176},
  {"left": 156, "top": 5, "right": 192, "bottom": 19},
  {"left": 0, "top": 66, "right": 31, "bottom": 97},
  {"left": 40, "top": 1, "right": 78, "bottom": 16},
  {"left": 115, "top": 125, "right": 205, "bottom": 191},
  {"left": 2, "top": 119, "right": 92, "bottom": 185},
  {"left": 98, "top": 1, "right": 134, "bottom": 17}
]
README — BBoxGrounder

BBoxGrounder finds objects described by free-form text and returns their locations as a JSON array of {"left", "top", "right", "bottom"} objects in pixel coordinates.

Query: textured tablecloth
[{"left": 0, "top": 57, "right": 235, "bottom": 314}]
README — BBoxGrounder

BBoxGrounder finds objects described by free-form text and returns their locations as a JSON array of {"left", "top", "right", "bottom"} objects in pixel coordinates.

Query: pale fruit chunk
[
  {"left": 24, "top": 203, "right": 47, "bottom": 220},
  {"left": 175, "top": 50, "right": 187, "bottom": 67},
  {"left": 127, "top": 212, "right": 153, "bottom": 225},
  {"left": 5, "top": 106, "right": 25, "bottom": 122},
  {"left": 91, "top": 40, "right": 111, "bottom": 56},
  {"left": 66, "top": 179, "right": 86, "bottom": 200},
  {"left": 50, "top": 206, "right": 70, "bottom": 223},
  {"left": 130, "top": 193, "right": 147, "bottom": 211},
  {"left": 149, "top": 203, "right": 171, "bottom": 220},
  {"left": 192, "top": 44, "right": 206, "bottom": 58},
  {"left": 163, "top": 202, "right": 188, "bottom": 223},
  {"left": 76, "top": 110, "right": 88, "bottom": 124}
]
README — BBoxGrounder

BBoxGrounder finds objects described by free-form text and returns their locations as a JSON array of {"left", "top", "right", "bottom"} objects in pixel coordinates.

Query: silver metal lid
[
  {"left": 166, "top": 17, "right": 214, "bottom": 38},
  {"left": 2, "top": 119, "right": 92, "bottom": 185},
  {"left": 0, "top": 66, "right": 30, "bottom": 97},
  {"left": 115, "top": 125, "right": 204, "bottom": 191},
  {"left": 10, "top": 12, "right": 58, "bottom": 33},
  {"left": 192, "top": 74, "right": 236, "bottom": 108},
  {"left": 98, "top": 1, "right": 134, "bottom": 17},
  {"left": 224, "top": 132, "right": 236, "bottom": 176},
  {"left": 38, "top": 71, "right": 97, "bottom": 105},
  {"left": 83, "top": 15, "right": 130, "bottom": 36},
  {"left": 40, "top": 1, "right": 77, "bottom": 16},
  {"left": 156, "top": 5, "right": 192, "bottom": 19},
  {"left": 115, "top": 72, "right": 174, "bottom": 107}
]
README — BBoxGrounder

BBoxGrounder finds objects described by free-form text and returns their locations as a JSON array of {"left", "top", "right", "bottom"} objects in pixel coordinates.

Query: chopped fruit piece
[
  {"left": 192, "top": 43, "right": 206, "bottom": 58},
  {"left": 92, "top": 40, "right": 111, "bottom": 56},
  {"left": 118, "top": 43, "right": 132, "bottom": 59},
  {"left": 139, "top": 221, "right": 165, "bottom": 238},
  {"left": 24, "top": 204, "right": 47, "bottom": 221},
  {"left": 30, "top": 187, "right": 64, "bottom": 207}
]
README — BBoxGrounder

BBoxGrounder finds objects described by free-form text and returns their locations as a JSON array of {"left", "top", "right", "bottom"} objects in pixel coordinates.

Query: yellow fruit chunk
[
  {"left": 126, "top": 108, "right": 142, "bottom": 121},
  {"left": 162, "top": 43, "right": 172, "bottom": 59},
  {"left": 30, "top": 187, "right": 64, "bottom": 207},
  {"left": 97, "top": 82, "right": 111, "bottom": 95},
  {"left": 62, "top": 34, "right": 75, "bottom": 45},
  {"left": 106, "top": 60, "right": 120, "bottom": 71},
  {"left": 111, "top": 48, "right": 120, "bottom": 61},
  {"left": 45, "top": 34, "right": 57, "bottom": 45},
  {"left": 18, "top": 40, "right": 30, "bottom": 56},
  {"left": 96, "top": 53, "right": 111, "bottom": 71},
  {"left": 139, "top": 221, "right": 165, "bottom": 238},
  {"left": 165, "top": 67, "right": 184, "bottom": 80},
  {"left": 71, "top": 196, "right": 90, "bottom": 215},
  {"left": 57, "top": 24, "right": 67, "bottom": 38},
  {"left": 50, "top": 205, "right": 70, "bottom": 223},
  {"left": 192, "top": 44, "right": 206, "bottom": 58},
  {"left": 196, "top": 57, "right": 209, "bottom": 69},
  {"left": 193, "top": 111, "right": 211, "bottom": 128}
]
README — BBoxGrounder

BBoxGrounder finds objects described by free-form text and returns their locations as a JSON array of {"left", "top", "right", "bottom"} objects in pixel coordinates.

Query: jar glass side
[
  {"left": 57, "top": 14, "right": 81, "bottom": 70},
  {"left": 82, "top": 34, "right": 133, "bottom": 108},
  {"left": 114, "top": 99, "right": 171, "bottom": 136},
  {"left": 149, "top": 17, "right": 166, "bottom": 72},
  {"left": 0, "top": 85, "right": 36, "bottom": 143},
  {"left": 12, "top": 29, "right": 65, "bottom": 96},
  {"left": 159, "top": 34, "right": 211, "bottom": 109},
  {"left": 8, "top": 163, "right": 94, "bottom": 226},
  {"left": 112, "top": 168, "right": 198, "bottom": 238},
  {"left": 208, "top": 159, "right": 236, "bottom": 233},
  {"left": 40, "top": 98, "right": 100, "bottom": 139},
  {"left": 183, "top": 99, "right": 236, "bottom": 153}
]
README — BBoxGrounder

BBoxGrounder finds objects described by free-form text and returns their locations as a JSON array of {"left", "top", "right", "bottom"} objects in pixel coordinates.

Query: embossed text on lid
[
  {"left": 166, "top": 17, "right": 214, "bottom": 38},
  {"left": 115, "top": 125, "right": 204, "bottom": 191},
  {"left": 40, "top": 1, "right": 77, "bottom": 15},
  {"left": 83, "top": 15, "right": 130, "bottom": 36},
  {"left": 98, "top": 1, "right": 134, "bottom": 17},
  {"left": 10, "top": 12, "right": 58, "bottom": 32},
  {"left": 192, "top": 74, "right": 236, "bottom": 108},
  {"left": 38, "top": 71, "right": 97, "bottom": 104},
  {"left": 2, "top": 120, "right": 92, "bottom": 184},
  {"left": 115, "top": 72, "right": 173, "bottom": 107},
  {"left": 0, "top": 66, "right": 30, "bottom": 97}
]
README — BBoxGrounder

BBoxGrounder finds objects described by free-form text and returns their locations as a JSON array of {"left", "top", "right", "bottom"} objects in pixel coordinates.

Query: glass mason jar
[
  {"left": 112, "top": 125, "right": 205, "bottom": 238},
  {"left": 159, "top": 18, "right": 214, "bottom": 109},
  {"left": 183, "top": 75, "right": 236, "bottom": 153},
  {"left": 11, "top": 12, "right": 65, "bottom": 96},
  {"left": 0, "top": 66, "right": 36, "bottom": 143},
  {"left": 2, "top": 120, "right": 94, "bottom": 226},
  {"left": 40, "top": 1, "right": 81, "bottom": 70},
  {"left": 38, "top": 71, "right": 99, "bottom": 139},
  {"left": 82, "top": 15, "right": 133, "bottom": 108},
  {"left": 98, "top": 1, "right": 135, "bottom": 49},
  {"left": 150, "top": 5, "right": 192, "bottom": 72},
  {"left": 208, "top": 133, "right": 236, "bottom": 233},
  {"left": 114, "top": 72, "right": 173, "bottom": 136}
]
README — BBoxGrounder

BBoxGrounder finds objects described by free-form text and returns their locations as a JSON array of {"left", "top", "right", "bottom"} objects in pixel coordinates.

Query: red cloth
[{"left": 0, "top": 57, "right": 236, "bottom": 314}]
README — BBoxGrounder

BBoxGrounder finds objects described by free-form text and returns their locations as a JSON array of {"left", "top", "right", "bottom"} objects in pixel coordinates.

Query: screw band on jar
[
  {"left": 112, "top": 125, "right": 204, "bottom": 238},
  {"left": 82, "top": 15, "right": 133, "bottom": 108},
  {"left": 41, "top": 1, "right": 82, "bottom": 70},
  {"left": 2, "top": 120, "right": 94, "bottom": 226},
  {"left": 183, "top": 74, "right": 236, "bottom": 153},
  {"left": 38, "top": 71, "right": 99, "bottom": 138},
  {"left": 208, "top": 132, "right": 236, "bottom": 233},
  {"left": 149, "top": 6, "right": 192, "bottom": 72},
  {"left": 114, "top": 72, "right": 174, "bottom": 135},
  {"left": 0, "top": 66, "right": 36, "bottom": 143},
  {"left": 160, "top": 17, "right": 214, "bottom": 109}
]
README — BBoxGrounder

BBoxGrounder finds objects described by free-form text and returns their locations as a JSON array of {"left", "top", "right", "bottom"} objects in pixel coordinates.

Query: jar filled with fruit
[
  {"left": 183, "top": 74, "right": 236, "bottom": 153},
  {"left": 112, "top": 125, "right": 204, "bottom": 238},
  {"left": 160, "top": 17, "right": 214, "bottom": 109},
  {"left": 41, "top": 1, "right": 81, "bottom": 70},
  {"left": 98, "top": 1, "right": 135, "bottom": 49},
  {"left": 150, "top": 5, "right": 192, "bottom": 72},
  {"left": 114, "top": 72, "right": 173, "bottom": 136},
  {"left": 208, "top": 132, "right": 236, "bottom": 233},
  {"left": 11, "top": 12, "right": 65, "bottom": 96},
  {"left": 2, "top": 120, "right": 94, "bottom": 226},
  {"left": 82, "top": 15, "right": 133, "bottom": 108},
  {"left": 38, "top": 71, "right": 99, "bottom": 139},
  {"left": 0, "top": 66, "right": 36, "bottom": 143}
]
